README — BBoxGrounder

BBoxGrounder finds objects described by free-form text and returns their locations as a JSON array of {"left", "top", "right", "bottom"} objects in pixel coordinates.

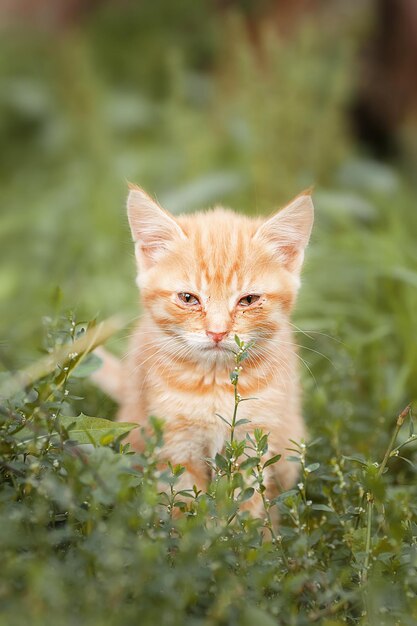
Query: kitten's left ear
[
  {"left": 254, "top": 192, "right": 314, "bottom": 274},
  {"left": 127, "top": 183, "right": 186, "bottom": 272}
]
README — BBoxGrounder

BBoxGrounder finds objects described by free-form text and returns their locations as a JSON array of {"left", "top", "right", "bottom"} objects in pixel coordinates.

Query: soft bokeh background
[{"left": 1, "top": 0, "right": 417, "bottom": 452}]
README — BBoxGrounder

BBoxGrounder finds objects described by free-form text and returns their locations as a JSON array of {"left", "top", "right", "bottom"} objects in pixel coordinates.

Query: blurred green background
[{"left": 1, "top": 0, "right": 416, "bottom": 450}]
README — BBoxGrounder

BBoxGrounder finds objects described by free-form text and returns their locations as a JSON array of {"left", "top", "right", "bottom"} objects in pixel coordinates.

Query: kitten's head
[{"left": 127, "top": 184, "right": 314, "bottom": 363}]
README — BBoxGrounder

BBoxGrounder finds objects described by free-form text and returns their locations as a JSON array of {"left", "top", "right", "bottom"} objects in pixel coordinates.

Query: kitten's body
[
  {"left": 119, "top": 299, "right": 303, "bottom": 494},
  {"left": 95, "top": 189, "right": 314, "bottom": 513}
]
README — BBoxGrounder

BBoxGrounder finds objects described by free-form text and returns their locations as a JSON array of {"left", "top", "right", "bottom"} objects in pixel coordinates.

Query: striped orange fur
[{"left": 99, "top": 185, "right": 314, "bottom": 515}]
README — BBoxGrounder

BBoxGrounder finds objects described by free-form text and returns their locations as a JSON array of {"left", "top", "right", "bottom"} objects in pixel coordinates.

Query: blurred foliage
[
  {"left": 0, "top": 319, "right": 416, "bottom": 626},
  {"left": 1, "top": 1, "right": 417, "bottom": 624},
  {"left": 0, "top": 2, "right": 360, "bottom": 353}
]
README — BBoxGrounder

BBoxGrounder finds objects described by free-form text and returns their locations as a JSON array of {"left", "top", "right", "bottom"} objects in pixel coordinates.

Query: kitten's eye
[
  {"left": 178, "top": 292, "right": 200, "bottom": 306},
  {"left": 238, "top": 294, "right": 261, "bottom": 307}
]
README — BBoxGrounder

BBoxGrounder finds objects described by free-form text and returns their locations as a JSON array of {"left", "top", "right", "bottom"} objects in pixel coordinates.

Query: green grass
[{"left": 1, "top": 3, "right": 417, "bottom": 624}]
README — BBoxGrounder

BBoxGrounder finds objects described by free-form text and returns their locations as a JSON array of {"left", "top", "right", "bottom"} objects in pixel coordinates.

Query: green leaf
[
  {"left": 312, "top": 503, "right": 334, "bottom": 512},
  {"left": 263, "top": 454, "right": 281, "bottom": 469},
  {"left": 240, "top": 487, "right": 255, "bottom": 502},
  {"left": 398, "top": 456, "right": 416, "bottom": 470},
  {"left": 233, "top": 440, "right": 246, "bottom": 458},
  {"left": 256, "top": 434, "right": 268, "bottom": 454},
  {"left": 306, "top": 462, "right": 320, "bottom": 473},
  {"left": 215, "top": 453, "right": 229, "bottom": 472},
  {"left": 234, "top": 418, "right": 251, "bottom": 427},
  {"left": 216, "top": 413, "right": 231, "bottom": 427},
  {"left": 60, "top": 414, "right": 138, "bottom": 446},
  {"left": 177, "top": 489, "right": 194, "bottom": 498},
  {"left": 100, "top": 433, "right": 117, "bottom": 446},
  {"left": 273, "top": 489, "right": 299, "bottom": 503},
  {"left": 307, "top": 437, "right": 323, "bottom": 447},
  {"left": 343, "top": 455, "right": 368, "bottom": 467},
  {"left": 70, "top": 354, "right": 103, "bottom": 378},
  {"left": 231, "top": 472, "right": 244, "bottom": 491},
  {"left": 169, "top": 464, "right": 186, "bottom": 477},
  {"left": 240, "top": 457, "right": 260, "bottom": 471}
]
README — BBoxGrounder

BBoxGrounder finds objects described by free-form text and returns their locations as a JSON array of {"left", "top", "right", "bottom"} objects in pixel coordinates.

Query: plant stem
[
  {"left": 362, "top": 493, "right": 374, "bottom": 584},
  {"left": 259, "top": 486, "right": 276, "bottom": 537},
  {"left": 230, "top": 378, "right": 239, "bottom": 445},
  {"left": 377, "top": 403, "right": 410, "bottom": 478},
  {"left": 361, "top": 403, "right": 411, "bottom": 586}
]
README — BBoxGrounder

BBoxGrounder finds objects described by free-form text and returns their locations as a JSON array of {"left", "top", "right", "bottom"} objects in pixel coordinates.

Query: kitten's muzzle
[{"left": 206, "top": 331, "right": 228, "bottom": 344}]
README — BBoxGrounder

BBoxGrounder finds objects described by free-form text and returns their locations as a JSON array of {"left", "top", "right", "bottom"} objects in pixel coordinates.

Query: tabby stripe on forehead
[{"left": 225, "top": 259, "right": 239, "bottom": 286}]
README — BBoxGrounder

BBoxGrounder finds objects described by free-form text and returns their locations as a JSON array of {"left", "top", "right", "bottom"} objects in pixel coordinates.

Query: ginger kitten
[{"left": 95, "top": 184, "right": 314, "bottom": 514}]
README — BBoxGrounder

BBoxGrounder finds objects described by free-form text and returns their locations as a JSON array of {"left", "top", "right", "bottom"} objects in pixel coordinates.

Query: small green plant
[{"left": 205, "top": 336, "right": 282, "bottom": 532}]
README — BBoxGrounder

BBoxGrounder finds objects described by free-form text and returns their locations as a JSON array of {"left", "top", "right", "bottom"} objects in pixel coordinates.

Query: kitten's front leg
[{"left": 159, "top": 419, "right": 212, "bottom": 494}]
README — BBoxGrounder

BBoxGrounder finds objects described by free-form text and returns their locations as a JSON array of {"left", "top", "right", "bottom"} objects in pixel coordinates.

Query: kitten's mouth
[
  {"left": 183, "top": 336, "right": 237, "bottom": 356},
  {"left": 204, "top": 342, "right": 234, "bottom": 353}
]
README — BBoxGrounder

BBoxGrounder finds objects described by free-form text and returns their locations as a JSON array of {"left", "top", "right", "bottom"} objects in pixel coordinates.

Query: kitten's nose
[{"left": 206, "top": 331, "right": 228, "bottom": 344}]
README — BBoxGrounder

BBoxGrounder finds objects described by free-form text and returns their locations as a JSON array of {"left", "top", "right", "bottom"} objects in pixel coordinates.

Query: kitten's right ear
[
  {"left": 254, "top": 192, "right": 314, "bottom": 275},
  {"left": 127, "top": 184, "right": 186, "bottom": 271}
]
